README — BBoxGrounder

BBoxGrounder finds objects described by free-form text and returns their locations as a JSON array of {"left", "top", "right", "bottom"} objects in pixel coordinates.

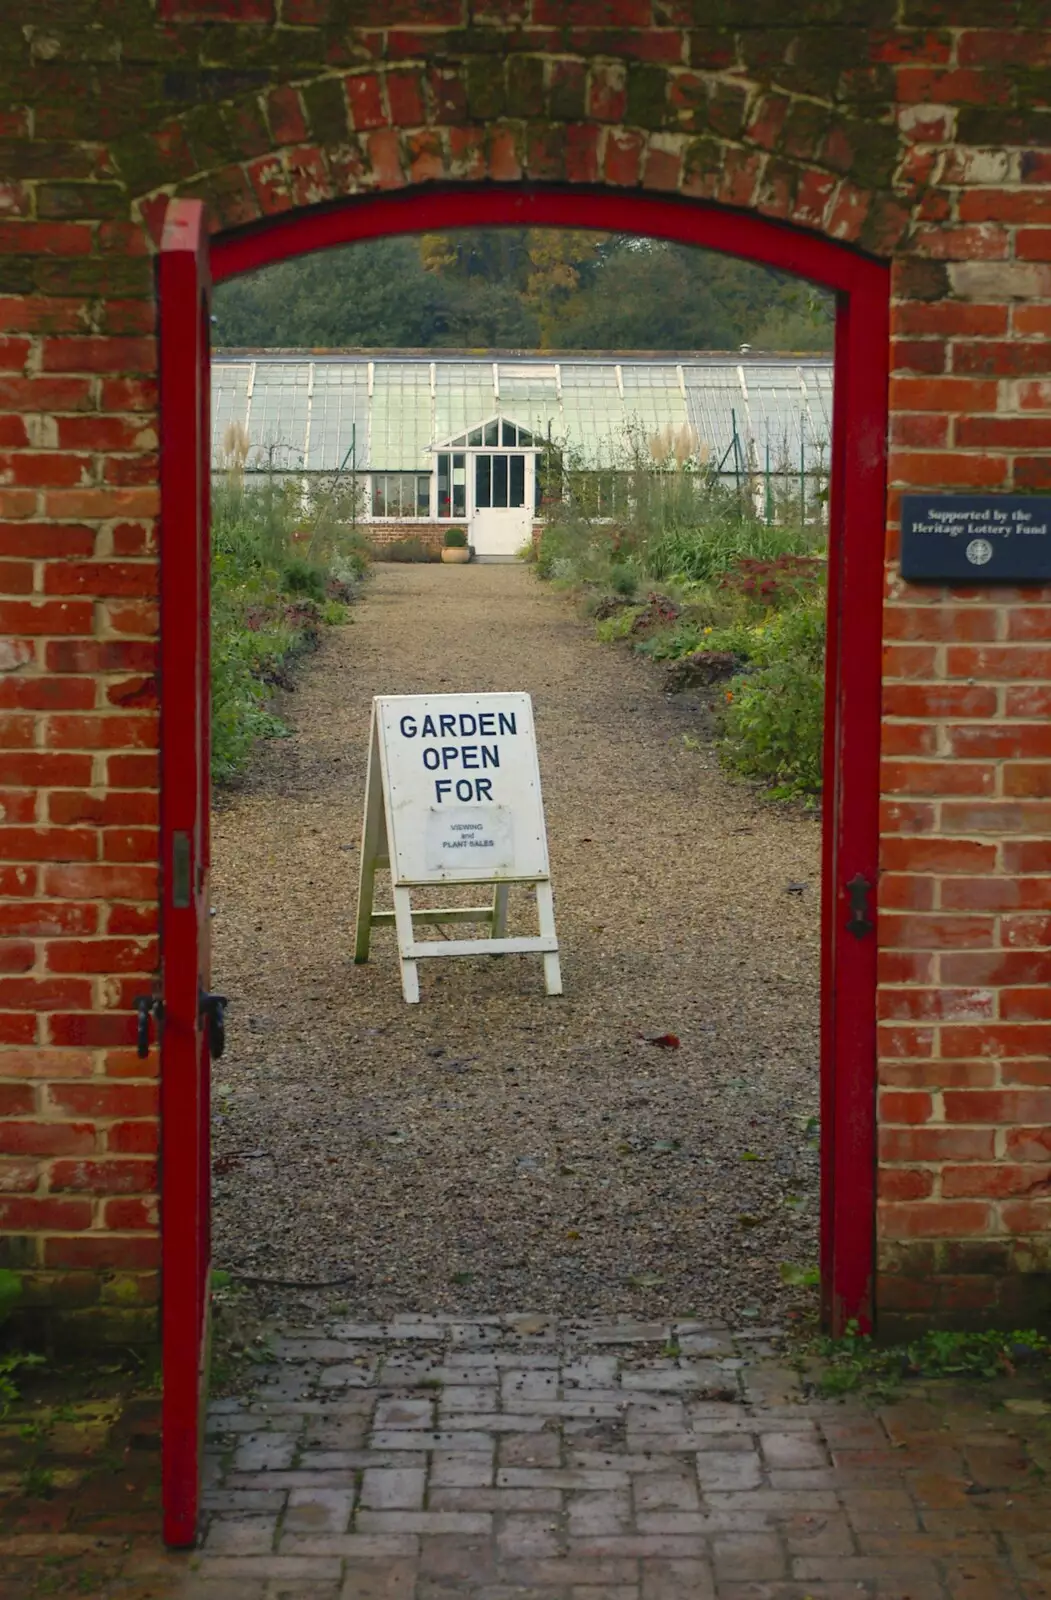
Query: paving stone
[
  {"left": 202, "top": 1490, "right": 288, "bottom": 1513},
  {"left": 569, "top": 1588, "right": 638, "bottom": 1599},
  {"left": 563, "top": 1356, "right": 620, "bottom": 1389},
  {"left": 841, "top": 1487, "right": 921, "bottom": 1531},
  {"left": 418, "top": 1533, "right": 501, "bottom": 1581},
  {"left": 439, "top": 1384, "right": 499, "bottom": 1414},
  {"left": 500, "top": 1431, "right": 562, "bottom": 1467},
  {"left": 301, "top": 1421, "right": 369, "bottom": 1451},
  {"left": 693, "top": 1450, "right": 762, "bottom": 1491},
  {"left": 373, "top": 1396, "right": 435, "bottom": 1430},
  {"left": 632, "top": 1476, "right": 700, "bottom": 1512},
  {"left": 360, "top": 1467, "right": 426, "bottom": 1510},
  {"left": 318, "top": 1365, "right": 379, "bottom": 1390},
  {"left": 622, "top": 1400, "right": 686, "bottom": 1432},
  {"left": 339, "top": 1557, "right": 418, "bottom": 1598},
  {"left": 570, "top": 1452, "right": 683, "bottom": 1475},
  {"left": 202, "top": 1516, "right": 279, "bottom": 1555},
  {"left": 499, "top": 1468, "right": 631, "bottom": 1491},
  {"left": 431, "top": 1486, "right": 562, "bottom": 1512},
  {"left": 430, "top": 1450, "right": 495, "bottom": 1487},
  {"left": 621, "top": 1366, "right": 726, "bottom": 1394},
  {"left": 232, "top": 1435, "right": 299, "bottom": 1473},
  {"left": 370, "top": 1429, "right": 494, "bottom": 1451},
  {"left": 497, "top": 1514, "right": 564, "bottom": 1558},
  {"left": 568, "top": 1490, "right": 633, "bottom": 1536},
  {"left": 443, "top": 1412, "right": 548, "bottom": 1432},
  {"left": 502, "top": 1370, "right": 560, "bottom": 1403},
  {"left": 639, "top": 1558, "right": 716, "bottom": 1599},
  {"left": 196, "top": 1556, "right": 344, "bottom": 1580},
  {"left": 759, "top": 1431, "right": 828, "bottom": 1471},
  {"left": 712, "top": 1531, "right": 787, "bottom": 1581},
  {"left": 277, "top": 1534, "right": 421, "bottom": 1558},
  {"left": 782, "top": 1510, "right": 856, "bottom": 1556},
  {"left": 356, "top": 1509, "right": 493, "bottom": 1534},
  {"left": 284, "top": 1487, "right": 356, "bottom": 1532}
]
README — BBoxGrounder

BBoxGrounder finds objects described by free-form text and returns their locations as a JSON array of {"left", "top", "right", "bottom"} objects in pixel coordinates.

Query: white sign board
[
  {"left": 378, "top": 693, "right": 549, "bottom": 884},
  {"left": 354, "top": 693, "right": 561, "bottom": 1004}
]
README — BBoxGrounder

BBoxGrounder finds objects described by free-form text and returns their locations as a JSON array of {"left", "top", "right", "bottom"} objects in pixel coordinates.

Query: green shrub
[
  {"left": 210, "top": 476, "right": 363, "bottom": 781},
  {"left": 719, "top": 601, "right": 826, "bottom": 798},
  {"left": 382, "top": 537, "right": 438, "bottom": 563},
  {"left": 595, "top": 607, "right": 641, "bottom": 643},
  {"left": 280, "top": 555, "right": 327, "bottom": 601},
  {"left": 443, "top": 527, "right": 468, "bottom": 548}
]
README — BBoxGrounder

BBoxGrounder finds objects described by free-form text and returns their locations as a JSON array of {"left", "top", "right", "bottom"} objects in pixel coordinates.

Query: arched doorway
[{"left": 159, "top": 185, "right": 889, "bottom": 1546}]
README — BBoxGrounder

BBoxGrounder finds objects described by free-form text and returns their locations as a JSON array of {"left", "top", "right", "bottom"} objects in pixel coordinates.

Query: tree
[{"left": 212, "top": 229, "right": 833, "bottom": 352}]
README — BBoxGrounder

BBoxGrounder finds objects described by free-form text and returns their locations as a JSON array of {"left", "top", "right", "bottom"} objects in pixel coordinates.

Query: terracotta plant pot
[{"left": 441, "top": 545, "right": 471, "bottom": 564}]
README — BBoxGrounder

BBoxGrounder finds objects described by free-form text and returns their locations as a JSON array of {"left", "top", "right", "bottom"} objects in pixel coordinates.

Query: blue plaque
[{"left": 900, "top": 494, "right": 1051, "bottom": 584}]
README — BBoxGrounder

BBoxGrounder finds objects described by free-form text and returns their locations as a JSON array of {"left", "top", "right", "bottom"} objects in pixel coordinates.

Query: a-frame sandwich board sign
[{"left": 354, "top": 692, "right": 561, "bottom": 1003}]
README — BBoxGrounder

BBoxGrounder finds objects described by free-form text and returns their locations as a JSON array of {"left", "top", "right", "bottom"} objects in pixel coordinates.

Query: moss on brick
[
  {"left": 464, "top": 58, "right": 506, "bottom": 122},
  {"left": 958, "top": 105, "right": 1051, "bottom": 146},
  {"left": 38, "top": 184, "right": 129, "bottom": 220},
  {"left": 626, "top": 64, "right": 669, "bottom": 131},
  {"left": 301, "top": 77, "right": 352, "bottom": 147},
  {"left": 506, "top": 59, "right": 545, "bottom": 123}
]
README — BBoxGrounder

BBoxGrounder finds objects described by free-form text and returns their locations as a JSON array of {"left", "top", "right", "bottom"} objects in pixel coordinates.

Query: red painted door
[{"left": 158, "top": 199, "right": 215, "bottom": 1549}]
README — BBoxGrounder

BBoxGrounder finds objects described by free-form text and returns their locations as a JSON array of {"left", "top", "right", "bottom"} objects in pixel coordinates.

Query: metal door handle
[
  {"left": 199, "top": 990, "right": 228, "bottom": 1060},
  {"left": 845, "top": 873, "right": 874, "bottom": 939},
  {"left": 134, "top": 994, "right": 163, "bottom": 1059}
]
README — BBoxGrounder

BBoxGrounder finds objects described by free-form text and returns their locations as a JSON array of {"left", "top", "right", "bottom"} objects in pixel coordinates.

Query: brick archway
[{"left": 3, "top": 1, "right": 1051, "bottom": 1447}]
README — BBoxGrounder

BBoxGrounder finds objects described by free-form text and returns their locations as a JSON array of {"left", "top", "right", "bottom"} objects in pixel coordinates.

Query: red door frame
[
  {"left": 161, "top": 184, "right": 888, "bottom": 1545},
  {"left": 158, "top": 200, "right": 213, "bottom": 1549}
]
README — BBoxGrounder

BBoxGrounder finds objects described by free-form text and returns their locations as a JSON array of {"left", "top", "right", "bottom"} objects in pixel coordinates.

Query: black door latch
[
  {"left": 134, "top": 994, "right": 163, "bottom": 1060},
  {"left": 845, "top": 873, "right": 875, "bottom": 939},
  {"left": 199, "top": 990, "right": 228, "bottom": 1060}
]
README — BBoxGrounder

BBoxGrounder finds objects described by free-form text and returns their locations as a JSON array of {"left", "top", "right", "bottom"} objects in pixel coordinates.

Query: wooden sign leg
[
  {"left": 392, "top": 886, "right": 420, "bottom": 1004},
  {"left": 535, "top": 880, "right": 562, "bottom": 997},
  {"left": 354, "top": 732, "right": 384, "bottom": 964},
  {"left": 491, "top": 882, "right": 510, "bottom": 940}
]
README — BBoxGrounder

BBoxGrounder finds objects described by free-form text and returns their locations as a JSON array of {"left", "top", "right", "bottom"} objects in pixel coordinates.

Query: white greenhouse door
[
  {"left": 469, "top": 450, "right": 533, "bottom": 557},
  {"left": 471, "top": 505, "right": 532, "bottom": 556}
]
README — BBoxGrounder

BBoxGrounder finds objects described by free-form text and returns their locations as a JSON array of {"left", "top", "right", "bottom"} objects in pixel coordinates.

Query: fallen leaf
[
  {"left": 628, "top": 1272, "right": 665, "bottom": 1288},
  {"left": 641, "top": 1033, "right": 680, "bottom": 1049}
]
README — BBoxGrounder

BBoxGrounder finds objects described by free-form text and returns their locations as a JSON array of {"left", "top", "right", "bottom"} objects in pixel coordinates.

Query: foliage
[
  {"left": 211, "top": 474, "right": 364, "bottom": 781},
  {"left": 381, "top": 537, "right": 439, "bottom": 563},
  {"left": 534, "top": 439, "right": 828, "bottom": 799},
  {"left": 213, "top": 229, "right": 834, "bottom": 353},
  {"left": 720, "top": 601, "right": 826, "bottom": 799},
  {"left": 810, "top": 1320, "right": 1051, "bottom": 1402},
  {"left": 443, "top": 527, "right": 468, "bottom": 548},
  {"left": 0, "top": 1271, "right": 43, "bottom": 1421}
]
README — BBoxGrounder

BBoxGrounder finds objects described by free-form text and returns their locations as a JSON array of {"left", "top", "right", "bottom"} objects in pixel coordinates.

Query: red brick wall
[{"left": 1, "top": 3, "right": 1050, "bottom": 1342}]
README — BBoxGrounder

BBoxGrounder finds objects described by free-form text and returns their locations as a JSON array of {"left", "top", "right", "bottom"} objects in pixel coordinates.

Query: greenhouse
[{"left": 212, "top": 351, "right": 834, "bottom": 557}]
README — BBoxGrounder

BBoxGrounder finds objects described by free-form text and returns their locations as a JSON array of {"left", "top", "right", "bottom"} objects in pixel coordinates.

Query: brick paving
[{"left": 9, "top": 1314, "right": 1051, "bottom": 1599}]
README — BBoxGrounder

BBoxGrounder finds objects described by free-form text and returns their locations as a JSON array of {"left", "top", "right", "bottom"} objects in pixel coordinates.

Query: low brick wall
[
  {"left": 366, "top": 524, "right": 543, "bottom": 559},
  {"left": 366, "top": 522, "right": 449, "bottom": 557}
]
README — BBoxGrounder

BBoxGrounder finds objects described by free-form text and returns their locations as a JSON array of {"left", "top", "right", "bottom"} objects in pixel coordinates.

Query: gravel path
[{"left": 211, "top": 563, "right": 821, "bottom": 1330}]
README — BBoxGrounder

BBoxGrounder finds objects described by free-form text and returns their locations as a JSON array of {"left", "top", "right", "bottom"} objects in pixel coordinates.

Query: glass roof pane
[
  {"left": 371, "top": 362, "right": 432, "bottom": 470},
  {"left": 308, "top": 362, "right": 369, "bottom": 471},
  {"left": 211, "top": 364, "right": 249, "bottom": 462},
  {"left": 212, "top": 354, "right": 833, "bottom": 483}
]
